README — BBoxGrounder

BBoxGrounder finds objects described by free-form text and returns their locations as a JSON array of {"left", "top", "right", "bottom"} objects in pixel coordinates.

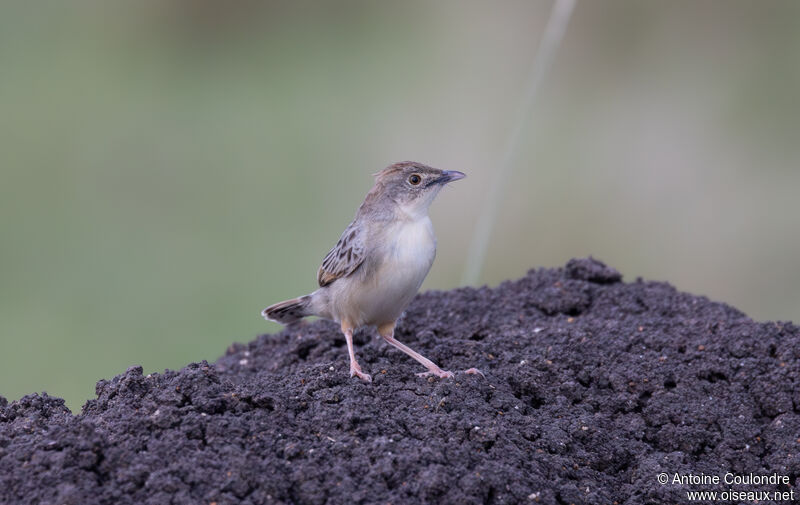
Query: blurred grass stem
[{"left": 461, "top": 0, "right": 576, "bottom": 285}]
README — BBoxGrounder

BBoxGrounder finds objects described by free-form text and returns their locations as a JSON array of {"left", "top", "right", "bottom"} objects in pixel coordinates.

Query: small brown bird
[{"left": 262, "top": 161, "right": 481, "bottom": 382}]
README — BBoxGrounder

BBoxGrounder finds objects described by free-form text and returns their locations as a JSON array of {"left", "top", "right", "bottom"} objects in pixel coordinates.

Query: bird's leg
[
  {"left": 378, "top": 322, "right": 455, "bottom": 379},
  {"left": 342, "top": 321, "right": 371, "bottom": 383}
]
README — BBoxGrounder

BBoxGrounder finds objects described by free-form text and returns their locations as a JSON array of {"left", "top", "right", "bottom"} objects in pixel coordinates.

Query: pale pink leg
[
  {"left": 378, "top": 322, "right": 454, "bottom": 378},
  {"left": 342, "top": 322, "right": 371, "bottom": 382}
]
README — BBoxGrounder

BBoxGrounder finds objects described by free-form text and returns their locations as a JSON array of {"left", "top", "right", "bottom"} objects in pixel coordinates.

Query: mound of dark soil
[{"left": 1, "top": 258, "right": 798, "bottom": 505}]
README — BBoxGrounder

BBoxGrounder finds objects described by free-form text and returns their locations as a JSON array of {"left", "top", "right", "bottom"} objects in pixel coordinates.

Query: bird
[{"left": 262, "top": 161, "right": 482, "bottom": 382}]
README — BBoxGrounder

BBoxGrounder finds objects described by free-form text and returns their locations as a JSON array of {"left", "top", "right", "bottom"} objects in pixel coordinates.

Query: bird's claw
[
  {"left": 416, "top": 367, "right": 485, "bottom": 379},
  {"left": 416, "top": 369, "right": 454, "bottom": 379},
  {"left": 350, "top": 368, "right": 372, "bottom": 383}
]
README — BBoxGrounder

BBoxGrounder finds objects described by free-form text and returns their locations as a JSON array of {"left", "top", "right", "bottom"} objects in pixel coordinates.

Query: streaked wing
[{"left": 317, "top": 220, "right": 366, "bottom": 287}]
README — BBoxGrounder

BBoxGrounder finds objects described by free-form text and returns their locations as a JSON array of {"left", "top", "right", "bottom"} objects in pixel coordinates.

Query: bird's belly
[
  {"left": 350, "top": 218, "right": 436, "bottom": 326},
  {"left": 358, "top": 262, "right": 429, "bottom": 323}
]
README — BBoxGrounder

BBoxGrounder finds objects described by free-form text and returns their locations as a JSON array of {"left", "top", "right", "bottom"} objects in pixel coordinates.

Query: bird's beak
[{"left": 436, "top": 170, "right": 466, "bottom": 185}]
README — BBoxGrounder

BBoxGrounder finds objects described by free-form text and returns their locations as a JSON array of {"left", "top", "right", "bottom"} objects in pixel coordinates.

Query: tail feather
[{"left": 262, "top": 295, "right": 313, "bottom": 325}]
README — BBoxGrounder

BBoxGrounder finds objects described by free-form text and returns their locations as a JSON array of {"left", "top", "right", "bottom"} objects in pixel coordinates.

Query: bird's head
[{"left": 373, "top": 161, "right": 466, "bottom": 219}]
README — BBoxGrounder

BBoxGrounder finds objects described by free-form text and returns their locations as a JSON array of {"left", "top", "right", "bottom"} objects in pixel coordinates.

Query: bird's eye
[{"left": 408, "top": 174, "right": 422, "bottom": 185}]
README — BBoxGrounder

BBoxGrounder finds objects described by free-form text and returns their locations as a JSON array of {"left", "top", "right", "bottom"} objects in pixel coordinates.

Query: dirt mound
[{"left": 1, "top": 258, "right": 798, "bottom": 504}]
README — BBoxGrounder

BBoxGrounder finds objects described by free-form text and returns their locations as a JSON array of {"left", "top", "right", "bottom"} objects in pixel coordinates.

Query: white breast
[
  {"left": 352, "top": 216, "right": 436, "bottom": 326},
  {"left": 390, "top": 216, "right": 436, "bottom": 268}
]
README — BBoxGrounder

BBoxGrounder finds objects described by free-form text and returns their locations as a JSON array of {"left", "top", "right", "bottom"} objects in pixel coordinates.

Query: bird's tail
[{"left": 262, "top": 295, "right": 314, "bottom": 325}]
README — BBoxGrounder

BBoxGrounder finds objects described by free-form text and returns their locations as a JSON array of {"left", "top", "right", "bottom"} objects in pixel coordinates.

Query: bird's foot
[
  {"left": 416, "top": 367, "right": 485, "bottom": 379},
  {"left": 416, "top": 368, "right": 454, "bottom": 379},
  {"left": 350, "top": 366, "right": 372, "bottom": 383}
]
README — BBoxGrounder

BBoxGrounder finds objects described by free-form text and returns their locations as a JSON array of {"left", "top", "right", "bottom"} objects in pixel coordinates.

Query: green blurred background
[{"left": 1, "top": 1, "right": 798, "bottom": 411}]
